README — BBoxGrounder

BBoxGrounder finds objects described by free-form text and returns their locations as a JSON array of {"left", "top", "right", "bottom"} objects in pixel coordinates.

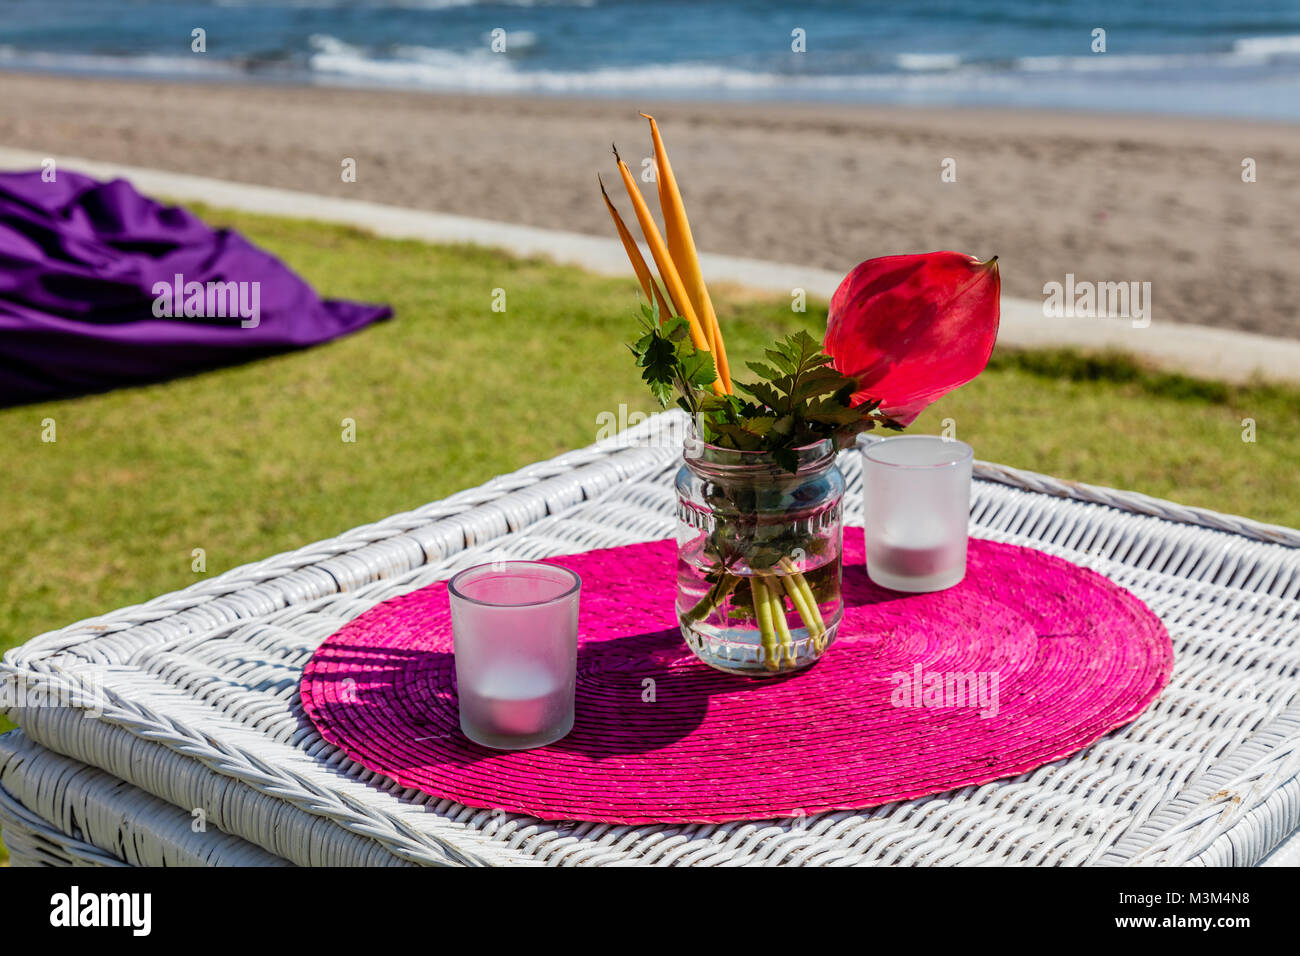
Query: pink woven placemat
[{"left": 300, "top": 530, "right": 1173, "bottom": 824}]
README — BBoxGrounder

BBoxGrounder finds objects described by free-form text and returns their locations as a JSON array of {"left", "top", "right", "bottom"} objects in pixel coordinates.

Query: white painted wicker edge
[
  {"left": 0, "top": 729, "right": 290, "bottom": 866},
  {"left": 1261, "top": 824, "right": 1300, "bottom": 866},
  {"left": 0, "top": 782, "right": 127, "bottom": 868}
]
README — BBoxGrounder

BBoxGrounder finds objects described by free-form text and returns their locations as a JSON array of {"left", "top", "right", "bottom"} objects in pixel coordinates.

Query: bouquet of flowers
[{"left": 600, "top": 116, "right": 1001, "bottom": 673}]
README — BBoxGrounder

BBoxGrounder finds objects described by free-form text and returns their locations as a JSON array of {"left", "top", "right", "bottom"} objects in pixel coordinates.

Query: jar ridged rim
[{"left": 682, "top": 435, "right": 838, "bottom": 476}]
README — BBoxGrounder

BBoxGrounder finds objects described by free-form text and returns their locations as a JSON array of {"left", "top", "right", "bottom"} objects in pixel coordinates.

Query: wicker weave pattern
[
  {"left": 3, "top": 410, "right": 1299, "bottom": 866},
  {"left": 0, "top": 730, "right": 289, "bottom": 866},
  {"left": 0, "top": 785, "right": 127, "bottom": 867}
]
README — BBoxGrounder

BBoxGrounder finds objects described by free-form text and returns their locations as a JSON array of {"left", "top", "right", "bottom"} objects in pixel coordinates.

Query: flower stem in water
[
  {"left": 751, "top": 576, "right": 780, "bottom": 670},
  {"left": 778, "top": 571, "right": 820, "bottom": 641},
  {"left": 684, "top": 571, "right": 738, "bottom": 624},
  {"left": 762, "top": 575, "right": 795, "bottom": 664},
  {"left": 780, "top": 558, "right": 827, "bottom": 640}
]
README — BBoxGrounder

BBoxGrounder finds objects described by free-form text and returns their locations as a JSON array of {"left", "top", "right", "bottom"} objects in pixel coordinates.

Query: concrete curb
[{"left": 4, "top": 147, "right": 1298, "bottom": 385}]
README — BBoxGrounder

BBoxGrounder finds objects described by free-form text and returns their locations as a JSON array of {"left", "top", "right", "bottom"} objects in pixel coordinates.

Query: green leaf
[
  {"left": 745, "top": 361, "right": 783, "bottom": 382},
  {"left": 768, "top": 331, "right": 825, "bottom": 373},
  {"left": 802, "top": 398, "right": 863, "bottom": 426},
  {"left": 763, "top": 348, "right": 797, "bottom": 376},
  {"left": 833, "top": 382, "right": 858, "bottom": 406},
  {"left": 771, "top": 446, "right": 799, "bottom": 474},
  {"left": 790, "top": 366, "right": 855, "bottom": 404},
  {"left": 698, "top": 392, "right": 738, "bottom": 413},
  {"left": 630, "top": 332, "right": 654, "bottom": 360},
  {"left": 771, "top": 414, "right": 797, "bottom": 437},
  {"left": 629, "top": 295, "right": 906, "bottom": 458},
  {"left": 734, "top": 378, "right": 786, "bottom": 413},
  {"left": 678, "top": 349, "right": 718, "bottom": 390},
  {"left": 646, "top": 378, "right": 674, "bottom": 408},
  {"left": 637, "top": 332, "right": 675, "bottom": 372},
  {"left": 663, "top": 316, "right": 691, "bottom": 344},
  {"left": 708, "top": 422, "right": 767, "bottom": 449}
]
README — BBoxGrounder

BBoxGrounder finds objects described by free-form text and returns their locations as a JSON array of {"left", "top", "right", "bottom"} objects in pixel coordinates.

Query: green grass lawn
[{"left": 2, "top": 206, "right": 1298, "bottom": 863}]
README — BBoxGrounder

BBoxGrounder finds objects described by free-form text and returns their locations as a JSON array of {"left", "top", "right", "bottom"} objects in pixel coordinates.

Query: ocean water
[{"left": 3, "top": 0, "right": 1300, "bottom": 119}]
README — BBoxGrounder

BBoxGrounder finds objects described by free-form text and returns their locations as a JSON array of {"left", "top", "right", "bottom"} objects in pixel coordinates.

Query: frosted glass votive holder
[
  {"left": 448, "top": 561, "right": 580, "bottom": 750},
  {"left": 860, "top": 435, "right": 973, "bottom": 593}
]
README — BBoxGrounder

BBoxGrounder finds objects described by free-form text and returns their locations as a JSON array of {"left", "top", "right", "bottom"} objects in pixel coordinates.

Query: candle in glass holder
[
  {"left": 860, "top": 436, "right": 973, "bottom": 593},
  {"left": 869, "top": 531, "right": 967, "bottom": 592},
  {"left": 449, "top": 562, "right": 580, "bottom": 750},
  {"left": 462, "top": 661, "right": 569, "bottom": 739}
]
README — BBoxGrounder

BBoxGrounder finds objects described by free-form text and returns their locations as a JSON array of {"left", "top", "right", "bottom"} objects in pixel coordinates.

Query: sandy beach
[{"left": 3, "top": 71, "right": 1298, "bottom": 338}]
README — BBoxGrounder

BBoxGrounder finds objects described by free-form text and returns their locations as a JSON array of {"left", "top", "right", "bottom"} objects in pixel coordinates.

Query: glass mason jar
[{"left": 675, "top": 437, "right": 845, "bottom": 676}]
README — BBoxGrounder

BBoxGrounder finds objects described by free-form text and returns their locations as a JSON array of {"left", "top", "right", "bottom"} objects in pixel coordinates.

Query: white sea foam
[
  {"left": 1232, "top": 34, "right": 1300, "bottom": 56},
  {"left": 0, "top": 45, "right": 239, "bottom": 76},
  {"left": 306, "top": 39, "right": 1274, "bottom": 96},
  {"left": 300, "top": 28, "right": 1300, "bottom": 97},
  {"left": 6, "top": 24, "right": 1300, "bottom": 108},
  {"left": 308, "top": 47, "right": 789, "bottom": 92},
  {"left": 1015, "top": 41, "right": 1300, "bottom": 75},
  {"left": 894, "top": 53, "right": 963, "bottom": 72},
  {"left": 1014, "top": 53, "right": 1215, "bottom": 72}
]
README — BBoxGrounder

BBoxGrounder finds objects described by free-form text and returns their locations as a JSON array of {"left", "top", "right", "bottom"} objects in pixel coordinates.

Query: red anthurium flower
[{"left": 824, "top": 252, "right": 1001, "bottom": 426}]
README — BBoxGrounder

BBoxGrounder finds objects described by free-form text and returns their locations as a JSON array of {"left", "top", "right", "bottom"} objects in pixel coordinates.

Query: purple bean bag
[{"left": 0, "top": 170, "right": 392, "bottom": 405}]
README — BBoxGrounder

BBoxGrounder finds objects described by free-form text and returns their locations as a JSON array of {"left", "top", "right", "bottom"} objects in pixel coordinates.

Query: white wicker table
[{"left": 3, "top": 410, "right": 1299, "bottom": 866}]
